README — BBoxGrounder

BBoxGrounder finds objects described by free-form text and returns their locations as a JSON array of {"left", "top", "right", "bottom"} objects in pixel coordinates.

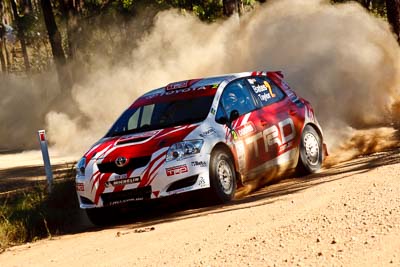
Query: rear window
[{"left": 246, "top": 77, "right": 285, "bottom": 107}]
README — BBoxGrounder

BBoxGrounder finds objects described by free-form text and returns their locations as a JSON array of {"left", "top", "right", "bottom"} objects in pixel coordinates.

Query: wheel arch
[
  {"left": 296, "top": 122, "right": 324, "bottom": 175},
  {"left": 303, "top": 122, "right": 323, "bottom": 141},
  {"left": 210, "top": 142, "right": 243, "bottom": 187},
  {"left": 304, "top": 122, "right": 328, "bottom": 159}
]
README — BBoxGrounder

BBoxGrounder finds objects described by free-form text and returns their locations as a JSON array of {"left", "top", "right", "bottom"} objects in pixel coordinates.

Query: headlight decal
[{"left": 76, "top": 157, "right": 86, "bottom": 176}]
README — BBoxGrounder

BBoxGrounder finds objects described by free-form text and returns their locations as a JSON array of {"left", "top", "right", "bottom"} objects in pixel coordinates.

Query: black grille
[
  {"left": 97, "top": 156, "right": 151, "bottom": 174},
  {"left": 167, "top": 175, "right": 198, "bottom": 192},
  {"left": 101, "top": 186, "right": 152, "bottom": 206}
]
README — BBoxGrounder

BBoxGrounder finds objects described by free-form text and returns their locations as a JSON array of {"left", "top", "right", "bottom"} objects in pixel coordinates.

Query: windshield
[{"left": 106, "top": 95, "right": 215, "bottom": 137}]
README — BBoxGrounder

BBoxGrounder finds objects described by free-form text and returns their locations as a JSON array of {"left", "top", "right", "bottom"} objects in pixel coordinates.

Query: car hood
[{"left": 83, "top": 124, "right": 199, "bottom": 165}]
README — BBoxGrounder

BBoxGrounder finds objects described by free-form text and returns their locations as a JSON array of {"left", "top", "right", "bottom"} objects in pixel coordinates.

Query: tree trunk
[
  {"left": 10, "top": 0, "right": 30, "bottom": 73},
  {"left": 223, "top": 0, "right": 237, "bottom": 17},
  {"left": 362, "top": 0, "right": 372, "bottom": 9},
  {"left": 59, "top": 0, "right": 79, "bottom": 60},
  {"left": 0, "top": 1, "right": 6, "bottom": 72},
  {"left": 4, "top": 36, "right": 10, "bottom": 72},
  {"left": 0, "top": 37, "right": 6, "bottom": 73},
  {"left": 386, "top": 0, "right": 400, "bottom": 42},
  {"left": 40, "top": 0, "right": 72, "bottom": 92}
]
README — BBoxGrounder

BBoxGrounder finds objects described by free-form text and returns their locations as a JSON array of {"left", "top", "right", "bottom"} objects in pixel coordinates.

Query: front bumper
[{"left": 76, "top": 152, "right": 211, "bottom": 209}]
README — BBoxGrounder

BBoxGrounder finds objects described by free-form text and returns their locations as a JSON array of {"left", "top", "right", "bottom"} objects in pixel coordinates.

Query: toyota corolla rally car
[{"left": 76, "top": 71, "right": 327, "bottom": 225}]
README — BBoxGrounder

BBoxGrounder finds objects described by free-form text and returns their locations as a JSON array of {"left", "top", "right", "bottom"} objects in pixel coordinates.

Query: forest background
[{"left": 1, "top": 0, "right": 399, "bottom": 153}]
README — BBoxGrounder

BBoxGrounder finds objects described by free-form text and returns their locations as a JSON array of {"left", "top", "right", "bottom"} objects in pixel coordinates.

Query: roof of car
[
  {"left": 141, "top": 72, "right": 253, "bottom": 97},
  {"left": 130, "top": 71, "right": 281, "bottom": 108}
]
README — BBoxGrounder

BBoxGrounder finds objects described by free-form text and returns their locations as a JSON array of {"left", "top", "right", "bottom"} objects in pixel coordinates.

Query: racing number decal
[{"left": 263, "top": 81, "right": 276, "bottom": 98}]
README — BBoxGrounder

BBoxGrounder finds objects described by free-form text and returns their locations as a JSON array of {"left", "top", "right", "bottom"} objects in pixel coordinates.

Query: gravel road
[{"left": 1, "top": 149, "right": 399, "bottom": 267}]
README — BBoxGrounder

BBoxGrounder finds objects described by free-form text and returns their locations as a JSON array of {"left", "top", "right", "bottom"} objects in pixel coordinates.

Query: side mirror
[{"left": 229, "top": 110, "right": 239, "bottom": 122}]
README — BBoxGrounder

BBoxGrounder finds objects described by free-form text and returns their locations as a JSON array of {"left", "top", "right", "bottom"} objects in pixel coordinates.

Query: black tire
[
  {"left": 297, "top": 125, "right": 323, "bottom": 175},
  {"left": 209, "top": 149, "right": 236, "bottom": 203},
  {"left": 86, "top": 207, "right": 119, "bottom": 226}
]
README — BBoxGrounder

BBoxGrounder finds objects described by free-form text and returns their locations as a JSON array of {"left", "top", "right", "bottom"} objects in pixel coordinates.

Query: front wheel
[
  {"left": 209, "top": 149, "right": 236, "bottom": 203},
  {"left": 297, "top": 125, "right": 322, "bottom": 175}
]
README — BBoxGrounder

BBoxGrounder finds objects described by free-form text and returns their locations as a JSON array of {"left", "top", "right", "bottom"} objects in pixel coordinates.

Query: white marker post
[{"left": 38, "top": 130, "right": 53, "bottom": 193}]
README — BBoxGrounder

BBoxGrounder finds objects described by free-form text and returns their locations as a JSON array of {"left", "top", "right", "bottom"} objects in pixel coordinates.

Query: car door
[
  {"left": 215, "top": 78, "right": 265, "bottom": 177},
  {"left": 245, "top": 76, "right": 302, "bottom": 175}
]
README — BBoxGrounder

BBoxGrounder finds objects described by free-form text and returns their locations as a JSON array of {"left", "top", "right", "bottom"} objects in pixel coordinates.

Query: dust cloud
[
  {"left": 2, "top": 0, "right": 400, "bottom": 164},
  {"left": 0, "top": 72, "right": 59, "bottom": 151}
]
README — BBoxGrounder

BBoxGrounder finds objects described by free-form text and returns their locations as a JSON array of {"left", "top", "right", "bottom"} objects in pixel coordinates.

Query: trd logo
[
  {"left": 242, "top": 118, "right": 296, "bottom": 157},
  {"left": 166, "top": 165, "right": 188, "bottom": 176}
]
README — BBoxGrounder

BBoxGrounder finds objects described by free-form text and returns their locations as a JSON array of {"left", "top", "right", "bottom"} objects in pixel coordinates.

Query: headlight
[
  {"left": 166, "top": 140, "right": 204, "bottom": 162},
  {"left": 76, "top": 157, "right": 86, "bottom": 176}
]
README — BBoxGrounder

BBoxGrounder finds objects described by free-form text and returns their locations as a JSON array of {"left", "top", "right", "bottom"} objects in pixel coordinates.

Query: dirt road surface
[{"left": 1, "top": 149, "right": 399, "bottom": 267}]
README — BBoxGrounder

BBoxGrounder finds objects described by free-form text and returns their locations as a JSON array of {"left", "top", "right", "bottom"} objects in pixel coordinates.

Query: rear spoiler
[{"left": 251, "top": 70, "right": 284, "bottom": 79}]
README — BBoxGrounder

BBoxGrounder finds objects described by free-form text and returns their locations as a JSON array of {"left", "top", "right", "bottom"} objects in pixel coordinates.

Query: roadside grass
[{"left": 0, "top": 168, "right": 81, "bottom": 251}]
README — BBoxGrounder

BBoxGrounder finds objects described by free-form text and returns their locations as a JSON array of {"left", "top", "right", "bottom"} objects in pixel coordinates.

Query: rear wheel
[
  {"left": 209, "top": 149, "right": 236, "bottom": 203},
  {"left": 297, "top": 125, "right": 322, "bottom": 175}
]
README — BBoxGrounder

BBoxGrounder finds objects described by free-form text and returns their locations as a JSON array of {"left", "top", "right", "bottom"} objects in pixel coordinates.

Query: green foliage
[
  {"left": 0, "top": 0, "right": 393, "bottom": 75},
  {"left": 192, "top": 1, "right": 223, "bottom": 21},
  {"left": 121, "top": 0, "right": 135, "bottom": 11},
  {"left": 0, "top": 178, "right": 81, "bottom": 250}
]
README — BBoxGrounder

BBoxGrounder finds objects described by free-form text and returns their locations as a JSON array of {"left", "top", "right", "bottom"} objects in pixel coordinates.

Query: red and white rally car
[{"left": 76, "top": 71, "right": 327, "bottom": 224}]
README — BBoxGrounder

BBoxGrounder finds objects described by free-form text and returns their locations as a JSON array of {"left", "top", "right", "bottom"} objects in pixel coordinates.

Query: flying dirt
[
  {"left": 0, "top": 0, "right": 399, "bottom": 161},
  {"left": 1, "top": 2, "right": 400, "bottom": 264}
]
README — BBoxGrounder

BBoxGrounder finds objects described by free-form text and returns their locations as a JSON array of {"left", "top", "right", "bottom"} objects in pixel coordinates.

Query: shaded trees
[
  {"left": 40, "top": 0, "right": 72, "bottom": 92},
  {"left": 1, "top": 0, "right": 399, "bottom": 79},
  {"left": 223, "top": 0, "right": 244, "bottom": 16},
  {"left": 59, "top": 0, "right": 81, "bottom": 60},
  {"left": 0, "top": 0, "right": 7, "bottom": 73},
  {"left": 386, "top": 0, "right": 400, "bottom": 41},
  {"left": 0, "top": 23, "right": 6, "bottom": 72},
  {"left": 332, "top": 0, "right": 400, "bottom": 43},
  {"left": 10, "top": 0, "right": 30, "bottom": 72}
]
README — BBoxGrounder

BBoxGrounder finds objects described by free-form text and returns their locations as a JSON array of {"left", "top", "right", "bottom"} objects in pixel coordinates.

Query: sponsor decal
[
  {"left": 166, "top": 80, "right": 191, "bottom": 90},
  {"left": 307, "top": 107, "right": 315, "bottom": 122},
  {"left": 198, "top": 176, "right": 206, "bottom": 187},
  {"left": 105, "top": 177, "right": 141, "bottom": 187},
  {"left": 236, "top": 122, "right": 256, "bottom": 137},
  {"left": 247, "top": 78, "right": 256, "bottom": 85},
  {"left": 146, "top": 87, "right": 207, "bottom": 99},
  {"left": 248, "top": 79, "right": 276, "bottom": 102},
  {"left": 259, "top": 92, "right": 272, "bottom": 102},
  {"left": 166, "top": 165, "right": 188, "bottom": 176},
  {"left": 200, "top": 127, "right": 216, "bottom": 138},
  {"left": 76, "top": 182, "right": 84, "bottom": 191},
  {"left": 241, "top": 117, "right": 296, "bottom": 157},
  {"left": 251, "top": 84, "right": 269, "bottom": 94},
  {"left": 210, "top": 108, "right": 216, "bottom": 115},
  {"left": 107, "top": 197, "right": 145, "bottom": 206},
  {"left": 191, "top": 161, "right": 207, "bottom": 167}
]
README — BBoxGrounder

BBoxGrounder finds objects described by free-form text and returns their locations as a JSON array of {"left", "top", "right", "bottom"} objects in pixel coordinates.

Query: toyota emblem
[{"left": 115, "top": 156, "right": 128, "bottom": 167}]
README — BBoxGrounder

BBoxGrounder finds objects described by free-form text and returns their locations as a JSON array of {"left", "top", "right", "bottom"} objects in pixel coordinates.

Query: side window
[
  {"left": 127, "top": 109, "right": 140, "bottom": 130},
  {"left": 217, "top": 79, "right": 257, "bottom": 119},
  {"left": 141, "top": 104, "right": 154, "bottom": 127},
  {"left": 246, "top": 77, "right": 285, "bottom": 107}
]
